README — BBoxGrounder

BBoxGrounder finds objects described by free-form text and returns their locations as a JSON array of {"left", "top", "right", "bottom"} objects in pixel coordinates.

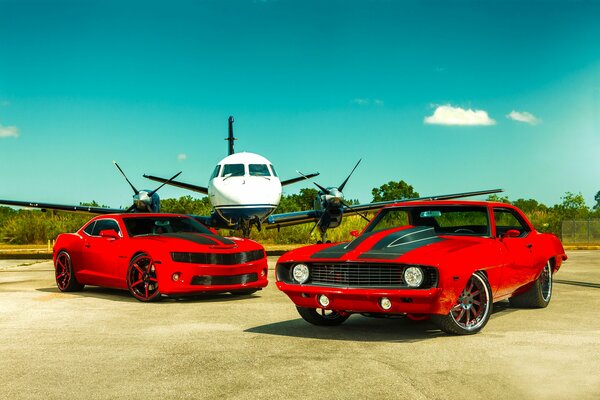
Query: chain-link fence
[{"left": 562, "top": 219, "right": 600, "bottom": 245}]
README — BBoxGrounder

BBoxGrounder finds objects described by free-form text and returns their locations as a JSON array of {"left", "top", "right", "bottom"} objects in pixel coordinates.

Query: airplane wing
[
  {"left": 265, "top": 189, "right": 503, "bottom": 230},
  {"left": 280, "top": 173, "right": 319, "bottom": 187},
  {"left": 143, "top": 174, "right": 209, "bottom": 195},
  {"left": 0, "top": 199, "right": 125, "bottom": 214}
]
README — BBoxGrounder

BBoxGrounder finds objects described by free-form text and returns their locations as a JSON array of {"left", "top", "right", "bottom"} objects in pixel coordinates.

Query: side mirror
[
  {"left": 350, "top": 230, "right": 360, "bottom": 238},
  {"left": 99, "top": 229, "right": 120, "bottom": 239},
  {"left": 501, "top": 229, "right": 520, "bottom": 239}
]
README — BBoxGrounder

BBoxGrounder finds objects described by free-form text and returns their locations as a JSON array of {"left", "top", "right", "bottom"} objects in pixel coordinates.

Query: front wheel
[
  {"left": 55, "top": 251, "right": 84, "bottom": 292},
  {"left": 127, "top": 253, "right": 161, "bottom": 302},
  {"left": 296, "top": 307, "right": 350, "bottom": 326},
  {"left": 431, "top": 271, "right": 493, "bottom": 335},
  {"left": 509, "top": 261, "right": 552, "bottom": 308}
]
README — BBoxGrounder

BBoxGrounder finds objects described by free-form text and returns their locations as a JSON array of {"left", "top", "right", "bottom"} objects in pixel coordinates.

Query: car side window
[
  {"left": 83, "top": 221, "right": 96, "bottom": 235},
  {"left": 91, "top": 219, "right": 121, "bottom": 236},
  {"left": 494, "top": 208, "right": 530, "bottom": 237}
]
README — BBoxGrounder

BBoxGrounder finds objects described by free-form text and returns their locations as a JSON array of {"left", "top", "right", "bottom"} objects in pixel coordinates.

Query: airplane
[{"left": 0, "top": 116, "right": 503, "bottom": 241}]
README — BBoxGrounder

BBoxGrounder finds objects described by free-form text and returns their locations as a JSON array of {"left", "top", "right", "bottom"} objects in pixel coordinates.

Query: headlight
[
  {"left": 292, "top": 263, "right": 310, "bottom": 284},
  {"left": 404, "top": 266, "right": 424, "bottom": 288}
]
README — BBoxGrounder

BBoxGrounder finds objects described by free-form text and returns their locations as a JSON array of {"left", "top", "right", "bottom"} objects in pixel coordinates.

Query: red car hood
[
  {"left": 129, "top": 232, "right": 263, "bottom": 253},
  {"left": 285, "top": 226, "right": 482, "bottom": 266}
]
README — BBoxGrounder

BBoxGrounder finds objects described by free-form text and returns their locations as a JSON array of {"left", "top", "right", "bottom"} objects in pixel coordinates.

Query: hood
[
  {"left": 130, "top": 232, "right": 262, "bottom": 252},
  {"left": 306, "top": 226, "right": 481, "bottom": 265}
]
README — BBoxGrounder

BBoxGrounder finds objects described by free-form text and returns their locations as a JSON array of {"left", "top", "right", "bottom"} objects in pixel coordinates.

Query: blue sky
[{"left": 0, "top": 0, "right": 599, "bottom": 209}]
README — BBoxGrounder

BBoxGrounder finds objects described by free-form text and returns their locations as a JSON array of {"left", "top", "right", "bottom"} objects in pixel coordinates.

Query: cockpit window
[
  {"left": 249, "top": 164, "right": 271, "bottom": 177},
  {"left": 222, "top": 164, "right": 245, "bottom": 177},
  {"left": 210, "top": 165, "right": 221, "bottom": 179},
  {"left": 269, "top": 164, "right": 278, "bottom": 177}
]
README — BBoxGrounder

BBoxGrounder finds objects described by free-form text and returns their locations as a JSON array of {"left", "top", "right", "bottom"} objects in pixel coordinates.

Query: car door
[
  {"left": 493, "top": 207, "right": 538, "bottom": 296},
  {"left": 82, "top": 218, "right": 125, "bottom": 288}
]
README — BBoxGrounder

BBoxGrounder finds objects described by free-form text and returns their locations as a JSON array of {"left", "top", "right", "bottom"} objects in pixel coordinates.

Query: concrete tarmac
[{"left": 1, "top": 252, "right": 599, "bottom": 400}]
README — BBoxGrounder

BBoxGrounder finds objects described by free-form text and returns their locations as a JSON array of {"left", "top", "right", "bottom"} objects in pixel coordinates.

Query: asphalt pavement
[{"left": 1, "top": 252, "right": 599, "bottom": 399}]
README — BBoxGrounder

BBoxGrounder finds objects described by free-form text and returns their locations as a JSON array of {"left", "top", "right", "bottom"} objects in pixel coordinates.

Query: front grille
[
  {"left": 191, "top": 273, "right": 258, "bottom": 286},
  {"left": 171, "top": 250, "right": 264, "bottom": 265},
  {"left": 278, "top": 263, "right": 437, "bottom": 289}
]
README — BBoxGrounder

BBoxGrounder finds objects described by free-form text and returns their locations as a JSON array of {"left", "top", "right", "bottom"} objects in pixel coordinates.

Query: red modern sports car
[
  {"left": 53, "top": 213, "right": 268, "bottom": 301},
  {"left": 276, "top": 201, "right": 567, "bottom": 334}
]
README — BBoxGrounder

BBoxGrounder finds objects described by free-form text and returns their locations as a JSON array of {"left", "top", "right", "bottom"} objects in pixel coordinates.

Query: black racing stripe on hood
[
  {"left": 198, "top": 234, "right": 235, "bottom": 246},
  {"left": 161, "top": 233, "right": 231, "bottom": 246},
  {"left": 310, "top": 231, "right": 381, "bottom": 259},
  {"left": 358, "top": 227, "right": 443, "bottom": 260}
]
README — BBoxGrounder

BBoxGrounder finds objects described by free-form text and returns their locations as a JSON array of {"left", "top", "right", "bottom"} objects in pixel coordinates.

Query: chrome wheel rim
[
  {"left": 128, "top": 255, "right": 159, "bottom": 301},
  {"left": 540, "top": 262, "right": 552, "bottom": 302},
  {"left": 55, "top": 252, "right": 71, "bottom": 291},
  {"left": 450, "top": 274, "right": 490, "bottom": 331}
]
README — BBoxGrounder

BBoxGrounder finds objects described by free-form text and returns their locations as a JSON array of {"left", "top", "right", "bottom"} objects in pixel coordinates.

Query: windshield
[
  {"left": 366, "top": 205, "right": 490, "bottom": 237},
  {"left": 123, "top": 216, "right": 213, "bottom": 237},
  {"left": 222, "top": 164, "right": 245, "bottom": 177}
]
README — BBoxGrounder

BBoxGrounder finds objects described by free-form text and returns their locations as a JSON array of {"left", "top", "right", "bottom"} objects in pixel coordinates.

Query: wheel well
[
  {"left": 130, "top": 251, "right": 147, "bottom": 263},
  {"left": 549, "top": 257, "right": 557, "bottom": 272}
]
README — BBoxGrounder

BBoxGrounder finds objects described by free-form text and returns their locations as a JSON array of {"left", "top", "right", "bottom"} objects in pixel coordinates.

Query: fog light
[
  {"left": 380, "top": 297, "right": 392, "bottom": 310},
  {"left": 404, "top": 266, "right": 424, "bottom": 288},
  {"left": 172, "top": 273, "right": 180, "bottom": 282},
  {"left": 317, "top": 294, "right": 330, "bottom": 307},
  {"left": 292, "top": 263, "right": 310, "bottom": 284}
]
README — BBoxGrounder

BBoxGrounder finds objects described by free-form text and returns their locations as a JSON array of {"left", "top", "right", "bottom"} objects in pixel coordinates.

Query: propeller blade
[
  {"left": 341, "top": 200, "right": 371, "bottom": 223},
  {"left": 113, "top": 161, "right": 139, "bottom": 194},
  {"left": 297, "top": 170, "right": 330, "bottom": 194},
  {"left": 148, "top": 171, "right": 183, "bottom": 197},
  {"left": 338, "top": 159, "right": 362, "bottom": 192},
  {"left": 309, "top": 212, "right": 327, "bottom": 237}
]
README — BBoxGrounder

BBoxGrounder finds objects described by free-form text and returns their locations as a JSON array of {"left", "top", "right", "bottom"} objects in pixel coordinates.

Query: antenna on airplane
[{"left": 226, "top": 116, "right": 237, "bottom": 155}]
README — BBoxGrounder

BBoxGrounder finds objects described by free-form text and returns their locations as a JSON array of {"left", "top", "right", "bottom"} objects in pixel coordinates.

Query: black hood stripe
[
  {"left": 161, "top": 233, "right": 235, "bottom": 246},
  {"left": 311, "top": 226, "right": 443, "bottom": 260}
]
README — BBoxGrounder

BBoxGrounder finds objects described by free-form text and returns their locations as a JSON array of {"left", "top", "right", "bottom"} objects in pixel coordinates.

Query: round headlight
[
  {"left": 404, "top": 266, "right": 424, "bottom": 288},
  {"left": 292, "top": 263, "right": 310, "bottom": 284}
]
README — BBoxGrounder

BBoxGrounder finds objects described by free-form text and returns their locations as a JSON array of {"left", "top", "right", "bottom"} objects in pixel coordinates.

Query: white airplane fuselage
[{"left": 207, "top": 152, "right": 282, "bottom": 225}]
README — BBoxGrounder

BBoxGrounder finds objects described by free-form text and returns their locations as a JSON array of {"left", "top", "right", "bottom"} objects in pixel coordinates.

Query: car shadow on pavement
[
  {"left": 35, "top": 286, "right": 264, "bottom": 304},
  {"left": 554, "top": 279, "right": 600, "bottom": 289}
]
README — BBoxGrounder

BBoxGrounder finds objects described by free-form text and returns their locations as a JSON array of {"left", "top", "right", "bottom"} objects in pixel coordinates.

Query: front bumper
[
  {"left": 158, "top": 258, "right": 269, "bottom": 295},
  {"left": 276, "top": 281, "right": 444, "bottom": 315}
]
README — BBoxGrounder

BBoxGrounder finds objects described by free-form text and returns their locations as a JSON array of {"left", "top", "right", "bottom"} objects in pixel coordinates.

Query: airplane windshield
[
  {"left": 123, "top": 216, "right": 213, "bottom": 237},
  {"left": 222, "top": 164, "right": 245, "bottom": 177},
  {"left": 249, "top": 164, "right": 271, "bottom": 177}
]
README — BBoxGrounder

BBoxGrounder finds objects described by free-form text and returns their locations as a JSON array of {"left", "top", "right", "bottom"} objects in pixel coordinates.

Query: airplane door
[{"left": 82, "top": 218, "right": 124, "bottom": 288}]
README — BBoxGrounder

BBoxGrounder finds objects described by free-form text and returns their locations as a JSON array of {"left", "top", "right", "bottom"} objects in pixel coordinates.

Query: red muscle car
[
  {"left": 276, "top": 201, "right": 567, "bottom": 334},
  {"left": 53, "top": 214, "right": 268, "bottom": 301}
]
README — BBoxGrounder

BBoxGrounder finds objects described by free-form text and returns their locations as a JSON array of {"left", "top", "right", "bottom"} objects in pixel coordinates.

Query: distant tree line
[{"left": 0, "top": 181, "right": 598, "bottom": 244}]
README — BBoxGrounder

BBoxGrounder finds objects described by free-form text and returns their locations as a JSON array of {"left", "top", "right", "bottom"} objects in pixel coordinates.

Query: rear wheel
[
  {"left": 54, "top": 251, "right": 84, "bottom": 292},
  {"left": 127, "top": 253, "right": 161, "bottom": 302},
  {"left": 296, "top": 307, "right": 350, "bottom": 326},
  {"left": 509, "top": 261, "right": 552, "bottom": 308},
  {"left": 432, "top": 271, "right": 492, "bottom": 335}
]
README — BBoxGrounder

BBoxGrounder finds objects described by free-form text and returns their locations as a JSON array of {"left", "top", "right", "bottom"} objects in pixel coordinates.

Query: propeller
[
  {"left": 113, "top": 161, "right": 182, "bottom": 213},
  {"left": 299, "top": 159, "right": 371, "bottom": 239}
]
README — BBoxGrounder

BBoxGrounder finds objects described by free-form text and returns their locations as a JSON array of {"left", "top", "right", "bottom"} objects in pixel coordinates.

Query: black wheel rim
[
  {"left": 55, "top": 252, "right": 71, "bottom": 291},
  {"left": 450, "top": 274, "right": 490, "bottom": 331},
  {"left": 128, "top": 255, "right": 159, "bottom": 301}
]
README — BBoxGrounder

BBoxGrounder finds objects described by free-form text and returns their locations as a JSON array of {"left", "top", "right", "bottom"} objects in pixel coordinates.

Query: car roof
[{"left": 382, "top": 200, "right": 517, "bottom": 209}]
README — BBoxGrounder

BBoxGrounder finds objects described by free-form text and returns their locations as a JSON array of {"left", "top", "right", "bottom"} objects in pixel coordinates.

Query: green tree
[
  {"left": 594, "top": 190, "right": 600, "bottom": 210},
  {"left": 371, "top": 180, "right": 419, "bottom": 202},
  {"left": 512, "top": 198, "right": 548, "bottom": 213},
  {"left": 486, "top": 194, "right": 511, "bottom": 203}
]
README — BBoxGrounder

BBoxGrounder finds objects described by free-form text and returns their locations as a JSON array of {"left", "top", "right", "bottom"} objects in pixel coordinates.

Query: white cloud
[
  {"left": 352, "top": 98, "right": 384, "bottom": 106},
  {"left": 0, "top": 125, "right": 19, "bottom": 138},
  {"left": 507, "top": 110, "right": 541, "bottom": 125},
  {"left": 177, "top": 153, "right": 187, "bottom": 161},
  {"left": 424, "top": 104, "right": 496, "bottom": 126}
]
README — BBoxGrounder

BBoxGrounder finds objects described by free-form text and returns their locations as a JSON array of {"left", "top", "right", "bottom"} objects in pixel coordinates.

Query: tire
[
  {"left": 230, "top": 289, "right": 259, "bottom": 296},
  {"left": 431, "top": 271, "right": 493, "bottom": 335},
  {"left": 509, "top": 261, "right": 552, "bottom": 308},
  {"left": 296, "top": 306, "right": 350, "bottom": 326},
  {"left": 54, "top": 251, "right": 84, "bottom": 292},
  {"left": 127, "top": 253, "right": 162, "bottom": 302}
]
